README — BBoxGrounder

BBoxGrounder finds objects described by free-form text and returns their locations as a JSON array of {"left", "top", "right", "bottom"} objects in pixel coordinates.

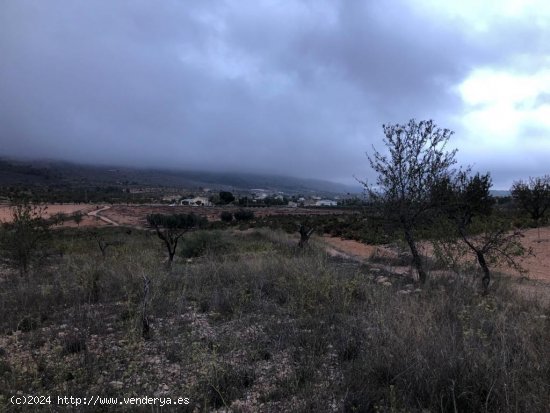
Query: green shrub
[
  {"left": 0, "top": 203, "right": 52, "bottom": 275},
  {"left": 220, "top": 211, "right": 233, "bottom": 222},
  {"left": 180, "top": 231, "right": 229, "bottom": 258},
  {"left": 233, "top": 209, "right": 254, "bottom": 221}
]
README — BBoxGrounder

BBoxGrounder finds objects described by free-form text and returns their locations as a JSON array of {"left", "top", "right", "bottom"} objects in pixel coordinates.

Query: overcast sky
[{"left": 1, "top": 0, "right": 549, "bottom": 188}]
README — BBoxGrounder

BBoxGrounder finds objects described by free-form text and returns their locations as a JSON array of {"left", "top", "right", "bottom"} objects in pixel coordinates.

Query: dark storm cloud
[{"left": 0, "top": 0, "right": 548, "bottom": 187}]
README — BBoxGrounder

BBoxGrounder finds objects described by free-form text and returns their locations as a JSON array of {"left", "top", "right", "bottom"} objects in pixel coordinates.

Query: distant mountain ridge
[
  {"left": 490, "top": 190, "right": 511, "bottom": 197},
  {"left": 0, "top": 158, "right": 362, "bottom": 195}
]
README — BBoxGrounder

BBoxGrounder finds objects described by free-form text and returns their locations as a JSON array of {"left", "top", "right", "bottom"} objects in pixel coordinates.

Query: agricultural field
[{"left": 0, "top": 204, "right": 93, "bottom": 223}]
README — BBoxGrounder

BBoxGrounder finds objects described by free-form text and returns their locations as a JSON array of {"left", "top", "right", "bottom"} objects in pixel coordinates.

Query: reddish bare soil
[
  {"left": 514, "top": 228, "right": 550, "bottom": 281},
  {"left": 0, "top": 204, "right": 94, "bottom": 223},
  {"left": 322, "top": 236, "right": 396, "bottom": 261},
  {"left": 322, "top": 227, "right": 550, "bottom": 284}
]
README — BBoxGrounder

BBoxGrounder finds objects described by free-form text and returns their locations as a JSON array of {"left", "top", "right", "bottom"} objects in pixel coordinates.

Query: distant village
[{"left": 157, "top": 188, "right": 354, "bottom": 208}]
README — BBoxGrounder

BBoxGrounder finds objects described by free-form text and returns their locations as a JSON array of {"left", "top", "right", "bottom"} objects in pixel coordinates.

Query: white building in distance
[
  {"left": 315, "top": 199, "right": 337, "bottom": 207},
  {"left": 180, "top": 197, "right": 212, "bottom": 206}
]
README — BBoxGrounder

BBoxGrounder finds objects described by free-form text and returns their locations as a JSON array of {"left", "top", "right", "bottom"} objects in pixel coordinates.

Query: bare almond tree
[{"left": 361, "top": 119, "right": 457, "bottom": 283}]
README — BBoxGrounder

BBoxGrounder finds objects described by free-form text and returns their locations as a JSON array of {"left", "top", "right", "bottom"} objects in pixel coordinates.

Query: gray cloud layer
[{"left": 1, "top": 1, "right": 548, "bottom": 187}]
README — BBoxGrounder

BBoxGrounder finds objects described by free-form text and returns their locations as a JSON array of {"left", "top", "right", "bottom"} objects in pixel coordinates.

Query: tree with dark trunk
[
  {"left": 361, "top": 119, "right": 457, "bottom": 284},
  {"left": 146, "top": 213, "right": 207, "bottom": 265},
  {"left": 141, "top": 274, "right": 151, "bottom": 339},
  {"left": 88, "top": 230, "right": 124, "bottom": 259},
  {"left": 434, "top": 171, "right": 528, "bottom": 294},
  {"left": 298, "top": 224, "right": 314, "bottom": 248},
  {"left": 73, "top": 211, "right": 83, "bottom": 226},
  {"left": 459, "top": 223, "right": 526, "bottom": 294}
]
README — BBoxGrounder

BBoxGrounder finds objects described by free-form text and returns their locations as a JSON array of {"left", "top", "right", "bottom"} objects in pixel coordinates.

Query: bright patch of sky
[
  {"left": 457, "top": 66, "right": 550, "bottom": 146},
  {"left": 413, "top": 0, "right": 550, "bottom": 31},
  {"left": 410, "top": 0, "right": 550, "bottom": 183}
]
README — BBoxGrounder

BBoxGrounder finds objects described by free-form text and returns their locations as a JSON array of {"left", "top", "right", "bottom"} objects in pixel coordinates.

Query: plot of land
[
  {"left": 2, "top": 203, "right": 548, "bottom": 284},
  {"left": 322, "top": 227, "right": 550, "bottom": 283},
  {"left": 0, "top": 204, "right": 94, "bottom": 222}
]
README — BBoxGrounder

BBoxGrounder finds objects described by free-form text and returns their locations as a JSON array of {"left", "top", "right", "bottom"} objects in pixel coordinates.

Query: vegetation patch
[{"left": 0, "top": 225, "right": 548, "bottom": 412}]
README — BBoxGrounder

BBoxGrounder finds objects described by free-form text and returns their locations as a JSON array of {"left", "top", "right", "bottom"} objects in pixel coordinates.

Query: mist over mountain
[
  {"left": 0, "top": 158, "right": 362, "bottom": 196},
  {"left": 1, "top": 1, "right": 548, "bottom": 189}
]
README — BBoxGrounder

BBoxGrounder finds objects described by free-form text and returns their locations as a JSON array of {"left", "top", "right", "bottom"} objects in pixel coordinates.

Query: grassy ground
[{"left": 0, "top": 227, "right": 549, "bottom": 412}]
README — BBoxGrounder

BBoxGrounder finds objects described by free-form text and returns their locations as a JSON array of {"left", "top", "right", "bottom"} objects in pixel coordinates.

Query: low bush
[
  {"left": 180, "top": 230, "right": 230, "bottom": 259},
  {"left": 220, "top": 211, "right": 233, "bottom": 222},
  {"left": 233, "top": 209, "right": 254, "bottom": 221}
]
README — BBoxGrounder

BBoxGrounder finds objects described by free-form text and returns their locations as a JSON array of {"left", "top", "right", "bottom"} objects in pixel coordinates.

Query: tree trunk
[
  {"left": 475, "top": 250, "right": 491, "bottom": 295},
  {"left": 98, "top": 240, "right": 107, "bottom": 259},
  {"left": 459, "top": 228, "right": 491, "bottom": 295},
  {"left": 160, "top": 235, "right": 176, "bottom": 264},
  {"left": 298, "top": 225, "right": 314, "bottom": 248},
  {"left": 168, "top": 248, "right": 175, "bottom": 263},
  {"left": 141, "top": 275, "right": 151, "bottom": 339},
  {"left": 403, "top": 227, "right": 427, "bottom": 284},
  {"left": 168, "top": 237, "right": 180, "bottom": 264}
]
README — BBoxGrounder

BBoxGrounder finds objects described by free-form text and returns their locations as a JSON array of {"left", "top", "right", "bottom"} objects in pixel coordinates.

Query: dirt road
[{"left": 87, "top": 206, "right": 119, "bottom": 226}]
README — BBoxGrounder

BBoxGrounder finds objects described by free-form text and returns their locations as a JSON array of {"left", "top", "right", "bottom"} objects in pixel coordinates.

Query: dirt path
[
  {"left": 321, "top": 236, "right": 395, "bottom": 261},
  {"left": 321, "top": 227, "right": 550, "bottom": 284},
  {"left": 87, "top": 206, "right": 120, "bottom": 226},
  {"left": 320, "top": 236, "right": 416, "bottom": 277}
]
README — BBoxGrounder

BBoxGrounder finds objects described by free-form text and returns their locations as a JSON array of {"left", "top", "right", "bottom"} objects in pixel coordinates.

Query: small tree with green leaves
[
  {"left": 72, "top": 211, "right": 84, "bottom": 226},
  {"left": 52, "top": 212, "right": 67, "bottom": 226},
  {"left": 361, "top": 119, "right": 457, "bottom": 283},
  {"left": 146, "top": 213, "right": 207, "bottom": 264},
  {"left": 0, "top": 203, "right": 51, "bottom": 275},
  {"left": 511, "top": 175, "right": 550, "bottom": 235},
  {"left": 219, "top": 191, "right": 235, "bottom": 205}
]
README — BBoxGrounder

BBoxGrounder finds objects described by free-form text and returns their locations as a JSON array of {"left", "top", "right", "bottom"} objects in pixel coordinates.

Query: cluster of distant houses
[
  {"left": 287, "top": 197, "right": 338, "bottom": 207},
  {"left": 179, "top": 196, "right": 212, "bottom": 206},
  {"left": 164, "top": 189, "right": 339, "bottom": 208}
]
